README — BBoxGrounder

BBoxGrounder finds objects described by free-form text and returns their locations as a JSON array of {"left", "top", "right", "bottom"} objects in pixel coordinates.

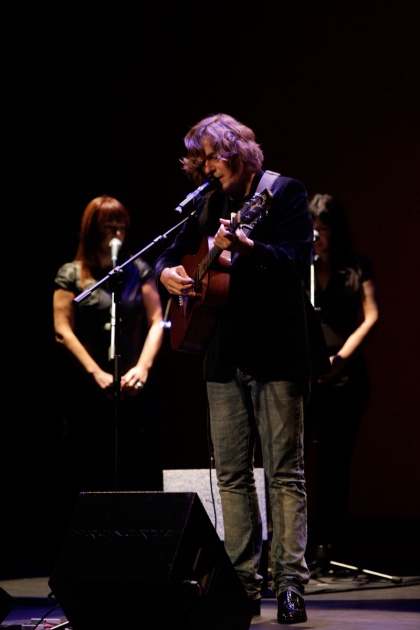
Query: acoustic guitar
[{"left": 169, "top": 188, "right": 272, "bottom": 354}]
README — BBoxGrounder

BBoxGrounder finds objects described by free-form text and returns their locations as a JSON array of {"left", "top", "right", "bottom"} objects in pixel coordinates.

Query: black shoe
[{"left": 277, "top": 590, "right": 307, "bottom": 624}]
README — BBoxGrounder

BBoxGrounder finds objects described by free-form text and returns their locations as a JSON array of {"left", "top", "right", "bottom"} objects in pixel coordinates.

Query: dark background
[{"left": 4, "top": 1, "right": 419, "bottom": 577}]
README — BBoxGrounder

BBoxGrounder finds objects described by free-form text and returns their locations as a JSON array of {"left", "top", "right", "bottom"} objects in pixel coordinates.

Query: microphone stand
[
  {"left": 107, "top": 251, "right": 123, "bottom": 490},
  {"left": 310, "top": 233, "right": 318, "bottom": 308},
  {"left": 73, "top": 207, "right": 198, "bottom": 488},
  {"left": 310, "top": 249, "right": 317, "bottom": 307}
]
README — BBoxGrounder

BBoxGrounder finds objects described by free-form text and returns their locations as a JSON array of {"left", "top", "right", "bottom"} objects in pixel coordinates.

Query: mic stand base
[{"left": 309, "top": 549, "right": 402, "bottom": 584}]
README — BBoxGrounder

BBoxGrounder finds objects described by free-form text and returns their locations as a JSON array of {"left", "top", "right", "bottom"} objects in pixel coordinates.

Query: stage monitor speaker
[
  {"left": 0, "top": 586, "right": 13, "bottom": 623},
  {"left": 48, "top": 491, "right": 253, "bottom": 630}
]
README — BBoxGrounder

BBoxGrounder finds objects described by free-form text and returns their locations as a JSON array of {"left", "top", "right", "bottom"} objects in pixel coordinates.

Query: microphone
[
  {"left": 175, "top": 176, "right": 219, "bottom": 213},
  {"left": 313, "top": 229, "right": 320, "bottom": 242},
  {"left": 109, "top": 237, "right": 122, "bottom": 265}
]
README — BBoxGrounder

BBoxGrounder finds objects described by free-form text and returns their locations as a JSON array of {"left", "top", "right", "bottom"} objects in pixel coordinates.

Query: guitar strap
[
  {"left": 230, "top": 170, "right": 281, "bottom": 266},
  {"left": 256, "top": 169, "right": 281, "bottom": 193}
]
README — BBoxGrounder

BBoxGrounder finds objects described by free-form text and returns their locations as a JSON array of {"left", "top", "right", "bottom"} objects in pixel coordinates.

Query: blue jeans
[{"left": 206, "top": 370, "right": 310, "bottom": 599}]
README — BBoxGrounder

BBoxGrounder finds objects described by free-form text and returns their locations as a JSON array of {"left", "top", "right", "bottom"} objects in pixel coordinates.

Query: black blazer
[{"left": 154, "top": 170, "right": 330, "bottom": 382}]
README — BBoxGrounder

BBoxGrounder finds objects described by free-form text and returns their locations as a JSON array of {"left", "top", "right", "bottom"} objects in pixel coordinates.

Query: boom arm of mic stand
[{"left": 74, "top": 210, "right": 196, "bottom": 305}]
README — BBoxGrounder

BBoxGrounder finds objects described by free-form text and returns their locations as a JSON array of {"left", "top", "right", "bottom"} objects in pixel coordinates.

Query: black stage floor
[{"left": 1, "top": 569, "right": 419, "bottom": 630}]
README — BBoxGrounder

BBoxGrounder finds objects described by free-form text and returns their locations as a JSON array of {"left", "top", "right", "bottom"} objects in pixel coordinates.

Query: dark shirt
[
  {"left": 314, "top": 254, "right": 374, "bottom": 354},
  {"left": 54, "top": 257, "right": 153, "bottom": 374},
  {"left": 154, "top": 170, "right": 330, "bottom": 382},
  {"left": 313, "top": 253, "right": 374, "bottom": 388}
]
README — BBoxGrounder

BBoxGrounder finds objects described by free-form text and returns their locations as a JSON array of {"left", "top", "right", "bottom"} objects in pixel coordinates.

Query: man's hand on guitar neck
[
  {"left": 160, "top": 265, "right": 197, "bottom": 297},
  {"left": 214, "top": 218, "right": 255, "bottom": 257}
]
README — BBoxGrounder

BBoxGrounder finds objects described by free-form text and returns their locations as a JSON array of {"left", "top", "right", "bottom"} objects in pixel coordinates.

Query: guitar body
[
  {"left": 169, "top": 188, "right": 272, "bottom": 354},
  {"left": 169, "top": 237, "right": 231, "bottom": 354}
]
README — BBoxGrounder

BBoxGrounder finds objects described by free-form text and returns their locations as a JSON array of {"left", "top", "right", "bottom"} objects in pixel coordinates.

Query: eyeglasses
[
  {"left": 190, "top": 152, "right": 220, "bottom": 170},
  {"left": 101, "top": 224, "right": 127, "bottom": 234}
]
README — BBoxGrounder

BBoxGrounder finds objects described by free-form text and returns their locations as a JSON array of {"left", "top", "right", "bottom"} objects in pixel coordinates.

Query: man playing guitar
[{"left": 154, "top": 113, "right": 330, "bottom": 625}]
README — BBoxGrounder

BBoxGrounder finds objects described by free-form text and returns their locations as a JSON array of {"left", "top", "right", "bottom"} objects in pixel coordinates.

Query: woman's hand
[
  {"left": 91, "top": 368, "right": 114, "bottom": 399},
  {"left": 317, "top": 355, "right": 345, "bottom": 383},
  {"left": 121, "top": 367, "right": 148, "bottom": 396}
]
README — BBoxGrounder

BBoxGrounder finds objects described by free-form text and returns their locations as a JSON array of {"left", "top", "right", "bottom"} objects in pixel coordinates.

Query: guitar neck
[
  {"left": 196, "top": 243, "right": 225, "bottom": 282},
  {"left": 195, "top": 189, "right": 271, "bottom": 282}
]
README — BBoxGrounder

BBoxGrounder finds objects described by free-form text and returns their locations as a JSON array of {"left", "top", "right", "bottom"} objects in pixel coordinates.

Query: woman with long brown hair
[{"left": 53, "top": 194, "right": 164, "bottom": 500}]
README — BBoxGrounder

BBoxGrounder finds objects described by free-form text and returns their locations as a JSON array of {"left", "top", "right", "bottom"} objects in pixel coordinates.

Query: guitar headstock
[{"left": 230, "top": 189, "right": 272, "bottom": 231}]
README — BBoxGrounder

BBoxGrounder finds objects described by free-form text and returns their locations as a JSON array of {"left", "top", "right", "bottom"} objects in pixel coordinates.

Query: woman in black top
[
  {"left": 53, "top": 195, "right": 165, "bottom": 499},
  {"left": 306, "top": 193, "right": 379, "bottom": 574}
]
